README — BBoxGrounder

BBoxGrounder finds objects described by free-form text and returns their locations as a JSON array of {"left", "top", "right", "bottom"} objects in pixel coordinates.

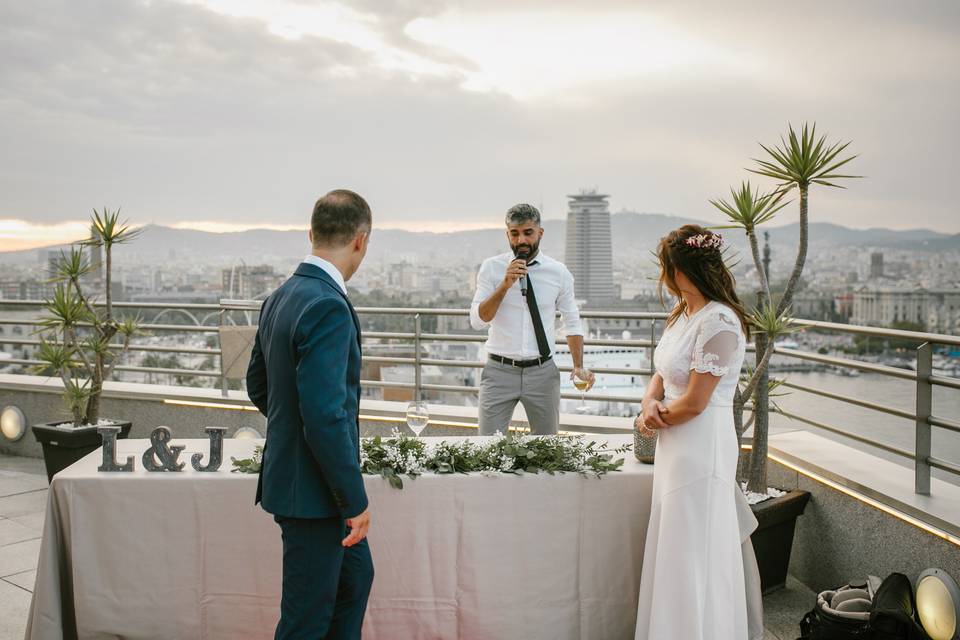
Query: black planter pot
[
  {"left": 750, "top": 489, "right": 811, "bottom": 594},
  {"left": 31, "top": 420, "right": 132, "bottom": 483}
]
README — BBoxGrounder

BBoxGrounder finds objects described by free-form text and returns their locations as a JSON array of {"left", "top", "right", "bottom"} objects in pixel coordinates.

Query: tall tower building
[
  {"left": 870, "top": 252, "right": 884, "bottom": 279},
  {"left": 43, "top": 249, "right": 61, "bottom": 278},
  {"left": 564, "top": 188, "right": 615, "bottom": 307},
  {"left": 82, "top": 225, "right": 104, "bottom": 292}
]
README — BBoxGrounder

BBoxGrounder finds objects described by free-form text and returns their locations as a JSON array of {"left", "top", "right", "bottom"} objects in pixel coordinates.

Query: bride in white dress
[{"left": 634, "top": 225, "right": 763, "bottom": 640}]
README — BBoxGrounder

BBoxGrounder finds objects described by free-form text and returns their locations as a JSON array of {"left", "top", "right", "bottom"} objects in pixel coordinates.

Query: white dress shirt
[
  {"left": 302, "top": 254, "right": 347, "bottom": 295},
  {"left": 470, "top": 251, "right": 584, "bottom": 359}
]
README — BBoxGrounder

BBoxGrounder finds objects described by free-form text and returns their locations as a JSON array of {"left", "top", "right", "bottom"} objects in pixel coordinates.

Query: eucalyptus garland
[
  {"left": 361, "top": 431, "right": 630, "bottom": 489},
  {"left": 231, "top": 445, "right": 262, "bottom": 474},
  {"left": 231, "top": 432, "right": 630, "bottom": 490}
]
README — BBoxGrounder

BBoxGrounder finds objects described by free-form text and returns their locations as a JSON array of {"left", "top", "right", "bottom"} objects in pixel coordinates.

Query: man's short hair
[
  {"left": 505, "top": 203, "right": 541, "bottom": 227},
  {"left": 311, "top": 189, "right": 372, "bottom": 248}
]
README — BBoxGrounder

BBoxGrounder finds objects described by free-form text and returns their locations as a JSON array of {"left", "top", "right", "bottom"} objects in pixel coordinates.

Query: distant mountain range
[{"left": 2, "top": 213, "right": 957, "bottom": 267}]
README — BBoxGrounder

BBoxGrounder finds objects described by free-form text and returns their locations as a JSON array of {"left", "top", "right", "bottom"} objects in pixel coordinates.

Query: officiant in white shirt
[{"left": 470, "top": 203, "right": 595, "bottom": 435}]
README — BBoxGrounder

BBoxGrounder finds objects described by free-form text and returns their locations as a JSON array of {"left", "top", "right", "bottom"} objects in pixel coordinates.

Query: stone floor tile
[
  {"left": 7, "top": 511, "right": 45, "bottom": 536},
  {"left": 0, "top": 575, "right": 32, "bottom": 640},
  {"left": 0, "top": 538, "right": 41, "bottom": 578},
  {"left": 0, "top": 474, "right": 48, "bottom": 499},
  {"left": 3, "top": 569, "right": 37, "bottom": 592},
  {"left": 762, "top": 576, "right": 815, "bottom": 640},
  {"left": 0, "top": 454, "right": 46, "bottom": 476},
  {"left": 0, "top": 517, "right": 39, "bottom": 547},
  {"left": 0, "top": 489, "right": 47, "bottom": 519}
]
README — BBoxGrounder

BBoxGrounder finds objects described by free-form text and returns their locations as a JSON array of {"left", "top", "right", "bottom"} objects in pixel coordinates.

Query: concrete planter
[
  {"left": 750, "top": 489, "right": 811, "bottom": 594},
  {"left": 31, "top": 420, "right": 132, "bottom": 482}
]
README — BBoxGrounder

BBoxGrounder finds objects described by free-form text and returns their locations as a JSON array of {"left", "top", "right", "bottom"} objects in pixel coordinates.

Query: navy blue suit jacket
[{"left": 246, "top": 263, "right": 368, "bottom": 519}]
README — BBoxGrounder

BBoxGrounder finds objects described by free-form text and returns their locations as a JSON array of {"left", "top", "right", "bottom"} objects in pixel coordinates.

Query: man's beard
[{"left": 512, "top": 239, "right": 540, "bottom": 259}]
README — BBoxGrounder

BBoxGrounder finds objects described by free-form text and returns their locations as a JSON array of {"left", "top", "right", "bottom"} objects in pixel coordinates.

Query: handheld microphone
[{"left": 516, "top": 247, "right": 530, "bottom": 297}]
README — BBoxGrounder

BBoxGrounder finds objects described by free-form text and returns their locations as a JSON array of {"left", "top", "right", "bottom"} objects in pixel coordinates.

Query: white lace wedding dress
[{"left": 635, "top": 301, "right": 764, "bottom": 640}]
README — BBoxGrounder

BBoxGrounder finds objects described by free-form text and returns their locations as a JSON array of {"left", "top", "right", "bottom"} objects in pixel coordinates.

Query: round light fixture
[
  {"left": 0, "top": 406, "right": 26, "bottom": 442},
  {"left": 918, "top": 568, "right": 960, "bottom": 640},
  {"left": 233, "top": 426, "right": 263, "bottom": 439}
]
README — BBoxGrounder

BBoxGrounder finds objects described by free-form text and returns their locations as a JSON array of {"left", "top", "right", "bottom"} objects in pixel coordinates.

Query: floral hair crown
[{"left": 684, "top": 233, "right": 723, "bottom": 251}]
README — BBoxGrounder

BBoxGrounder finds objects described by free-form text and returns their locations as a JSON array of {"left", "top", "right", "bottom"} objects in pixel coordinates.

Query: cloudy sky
[{"left": 1, "top": 0, "right": 958, "bottom": 250}]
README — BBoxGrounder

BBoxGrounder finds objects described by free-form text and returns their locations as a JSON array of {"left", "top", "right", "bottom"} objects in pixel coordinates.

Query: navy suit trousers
[{"left": 274, "top": 516, "right": 374, "bottom": 640}]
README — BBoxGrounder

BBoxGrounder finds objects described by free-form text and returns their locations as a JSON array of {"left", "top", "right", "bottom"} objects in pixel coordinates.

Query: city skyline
[
  {"left": 2, "top": 206, "right": 958, "bottom": 256},
  {"left": 1, "top": 1, "right": 959, "bottom": 250}
]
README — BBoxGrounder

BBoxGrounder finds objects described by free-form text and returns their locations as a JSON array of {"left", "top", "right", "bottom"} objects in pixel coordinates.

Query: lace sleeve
[{"left": 691, "top": 309, "right": 742, "bottom": 377}]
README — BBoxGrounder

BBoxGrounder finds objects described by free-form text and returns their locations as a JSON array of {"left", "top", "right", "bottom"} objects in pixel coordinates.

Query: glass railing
[{"left": 2, "top": 298, "right": 958, "bottom": 494}]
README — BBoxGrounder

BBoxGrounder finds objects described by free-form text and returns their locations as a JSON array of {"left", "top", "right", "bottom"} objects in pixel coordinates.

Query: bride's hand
[
  {"left": 634, "top": 414, "right": 656, "bottom": 437},
  {"left": 639, "top": 399, "right": 669, "bottom": 433}
]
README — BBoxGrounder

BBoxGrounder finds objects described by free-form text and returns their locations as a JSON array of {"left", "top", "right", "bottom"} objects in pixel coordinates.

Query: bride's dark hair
[{"left": 657, "top": 224, "right": 750, "bottom": 339}]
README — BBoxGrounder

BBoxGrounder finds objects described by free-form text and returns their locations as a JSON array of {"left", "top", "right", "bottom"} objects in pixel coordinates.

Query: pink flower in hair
[{"left": 685, "top": 233, "right": 723, "bottom": 250}]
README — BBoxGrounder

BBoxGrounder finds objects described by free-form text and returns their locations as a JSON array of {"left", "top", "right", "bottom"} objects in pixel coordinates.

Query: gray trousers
[{"left": 478, "top": 357, "right": 561, "bottom": 435}]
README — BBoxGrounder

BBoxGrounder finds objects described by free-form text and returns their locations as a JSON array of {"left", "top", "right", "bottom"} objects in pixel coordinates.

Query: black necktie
[{"left": 524, "top": 263, "right": 551, "bottom": 358}]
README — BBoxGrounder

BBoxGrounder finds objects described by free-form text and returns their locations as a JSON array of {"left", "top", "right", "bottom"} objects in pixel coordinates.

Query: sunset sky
[{"left": 1, "top": 0, "right": 958, "bottom": 250}]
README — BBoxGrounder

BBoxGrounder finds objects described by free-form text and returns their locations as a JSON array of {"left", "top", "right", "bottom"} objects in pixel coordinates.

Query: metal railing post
[
  {"left": 649, "top": 319, "right": 657, "bottom": 370},
  {"left": 218, "top": 307, "right": 228, "bottom": 398},
  {"left": 414, "top": 313, "right": 422, "bottom": 403},
  {"left": 916, "top": 341, "right": 933, "bottom": 495}
]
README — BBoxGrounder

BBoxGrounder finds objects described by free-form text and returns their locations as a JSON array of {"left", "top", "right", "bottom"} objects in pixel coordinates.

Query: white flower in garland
[{"left": 404, "top": 451, "right": 426, "bottom": 475}]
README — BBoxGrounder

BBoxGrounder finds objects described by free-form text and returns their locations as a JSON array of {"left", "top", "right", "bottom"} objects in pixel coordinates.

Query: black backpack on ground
[
  {"left": 870, "top": 573, "right": 928, "bottom": 640},
  {"left": 799, "top": 576, "right": 878, "bottom": 639},
  {"left": 798, "top": 573, "right": 930, "bottom": 640}
]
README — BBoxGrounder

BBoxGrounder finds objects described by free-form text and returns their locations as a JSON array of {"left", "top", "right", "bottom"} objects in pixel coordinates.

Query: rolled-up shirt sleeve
[
  {"left": 470, "top": 259, "right": 495, "bottom": 330},
  {"left": 557, "top": 266, "right": 584, "bottom": 337}
]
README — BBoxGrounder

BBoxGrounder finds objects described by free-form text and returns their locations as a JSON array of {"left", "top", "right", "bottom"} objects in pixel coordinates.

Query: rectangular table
[{"left": 26, "top": 435, "right": 652, "bottom": 640}]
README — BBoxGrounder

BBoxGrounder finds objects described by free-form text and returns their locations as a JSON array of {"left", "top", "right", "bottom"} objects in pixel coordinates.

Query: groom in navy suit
[{"left": 247, "top": 189, "right": 374, "bottom": 639}]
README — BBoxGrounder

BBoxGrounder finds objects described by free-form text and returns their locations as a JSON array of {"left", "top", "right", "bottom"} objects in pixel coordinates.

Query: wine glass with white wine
[
  {"left": 573, "top": 370, "right": 591, "bottom": 413},
  {"left": 405, "top": 401, "right": 430, "bottom": 437}
]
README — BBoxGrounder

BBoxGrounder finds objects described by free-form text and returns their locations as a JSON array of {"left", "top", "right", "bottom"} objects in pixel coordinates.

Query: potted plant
[
  {"left": 711, "top": 123, "right": 859, "bottom": 592},
  {"left": 31, "top": 208, "right": 140, "bottom": 482}
]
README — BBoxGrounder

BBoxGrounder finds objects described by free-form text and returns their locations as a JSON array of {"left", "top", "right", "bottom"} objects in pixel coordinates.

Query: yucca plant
[
  {"left": 712, "top": 123, "right": 858, "bottom": 493},
  {"left": 750, "top": 123, "right": 860, "bottom": 316},
  {"left": 33, "top": 208, "right": 140, "bottom": 426},
  {"left": 740, "top": 305, "right": 805, "bottom": 491},
  {"left": 710, "top": 181, "right": 789, "bottom": 300},
  {"left": 712, "top": 184, "right": 789, "bottom": 489}
]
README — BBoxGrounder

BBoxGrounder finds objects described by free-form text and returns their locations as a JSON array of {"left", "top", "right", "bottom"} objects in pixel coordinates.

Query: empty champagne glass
[{"left": 405, "top": 401, "right": 430, "bottom": 437}]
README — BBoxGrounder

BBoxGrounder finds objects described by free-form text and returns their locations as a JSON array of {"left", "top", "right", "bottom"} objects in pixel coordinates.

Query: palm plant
[
  {"left": 711, "top": 183, "right": 789, "bottom": 484},
  {"left": 34, "top": 208, "right": 140, "bottom": 426},
  {"left": 712, "top": 123, "right": 858, "bottom": 493},
  {"left": 750, "top": 123, "right": 860, "bottom": 316}
]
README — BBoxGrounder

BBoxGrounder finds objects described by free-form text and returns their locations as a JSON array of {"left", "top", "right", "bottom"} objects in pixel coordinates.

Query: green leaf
[
  {"left": 750, "top": 122, "right": 859, "bottom": 189},
  {"left": 36, "top": 284, "right": 90, "bottom": 332},
  {"left": 86, "top": 207, "right": 142, "bottom": 247},
  {"left": 117, "top": 316, "right": 140, "bottom": 337},
  {"left": 709, "top": 181, "right": 791, "bottom": 233},
  {"left": 230, "top": 445, "right": 264, "bottom": 473},
  {"left": 47, "top": 246, "right": 93, "bottom": 284},
  {"left": 749, "top": 302, "right": 806, "bottom": 339},
  {"left": 31, "top": 338, "right": 76, "bottom": 374}
]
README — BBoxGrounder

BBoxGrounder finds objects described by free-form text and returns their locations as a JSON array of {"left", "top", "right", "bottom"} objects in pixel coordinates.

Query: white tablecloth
[{"left": 26, "top": 435, "right": 652, "bottom": 640}]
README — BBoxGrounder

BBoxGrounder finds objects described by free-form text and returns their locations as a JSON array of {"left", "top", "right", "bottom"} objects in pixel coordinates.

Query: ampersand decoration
[
  {"left": 191, "top": 426, "right": 226, "bottom": 472},
  {"left": 142, "top": 426, "right": 185, "bottom": 472}
]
